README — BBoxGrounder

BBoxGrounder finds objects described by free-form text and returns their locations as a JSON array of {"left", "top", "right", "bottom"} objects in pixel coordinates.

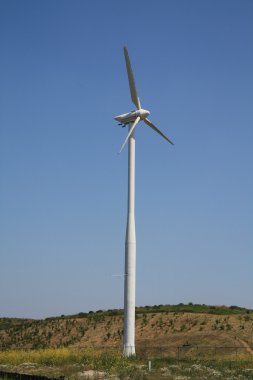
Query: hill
[{"left": 1, "top": 304, "right": 253, "bottom": 357}]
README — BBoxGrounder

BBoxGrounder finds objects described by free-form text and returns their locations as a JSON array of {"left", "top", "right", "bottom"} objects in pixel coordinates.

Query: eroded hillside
[{"left": 1, "top": 305, "right": 253, "bottom": 357}]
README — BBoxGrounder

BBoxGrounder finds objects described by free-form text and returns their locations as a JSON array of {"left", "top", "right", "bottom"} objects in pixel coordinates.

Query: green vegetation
[
  {"left": 44, "top": 303, "right": 253, "bottom": 320},
  {"left": 135, "top": 303, "right": 253, "bottom": 316}
]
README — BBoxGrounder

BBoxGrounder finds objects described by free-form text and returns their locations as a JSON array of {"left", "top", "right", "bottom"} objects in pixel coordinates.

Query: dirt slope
[{"left": 1, "top": 309, "right": 253, "bottom": 356}]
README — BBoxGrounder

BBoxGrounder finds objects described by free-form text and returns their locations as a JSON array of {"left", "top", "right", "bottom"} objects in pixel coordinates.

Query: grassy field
[{"left": 1, "top": 348, "right": 253, "bottom": 379}]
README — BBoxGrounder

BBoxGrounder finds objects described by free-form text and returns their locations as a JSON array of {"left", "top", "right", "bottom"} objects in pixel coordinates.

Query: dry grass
[
  {"left": 1, "top": 349, "right": 253, "bottom": 379},
  {"left": 0, "top": 347, "right": 130, "bottom": 368}
]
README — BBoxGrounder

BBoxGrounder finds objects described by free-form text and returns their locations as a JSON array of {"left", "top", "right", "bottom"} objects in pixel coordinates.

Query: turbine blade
[
  {"left": 124, "top": 47, "right": 141, "bottom": 110},
  {"left": 119, "top": 116, "right": 140, "bottom": 153},
  {"left": 144, "top": 118, "right": 174, "bottom": 145}
]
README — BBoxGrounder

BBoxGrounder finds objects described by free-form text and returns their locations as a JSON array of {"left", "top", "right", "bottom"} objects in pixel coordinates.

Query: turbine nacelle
[{"left": 114, "top": 108, "right": 150, "bottom": 124}]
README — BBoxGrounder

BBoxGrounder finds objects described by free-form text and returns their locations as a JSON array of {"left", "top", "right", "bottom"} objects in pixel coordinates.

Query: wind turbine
[{"left": 115, "top": 47, "right": 174, "bottom": 357}]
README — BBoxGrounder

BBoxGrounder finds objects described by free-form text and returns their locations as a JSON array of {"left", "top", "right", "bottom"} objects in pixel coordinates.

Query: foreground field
[{"left": 1, "top": 348, "right": 253, "bottom": 379}]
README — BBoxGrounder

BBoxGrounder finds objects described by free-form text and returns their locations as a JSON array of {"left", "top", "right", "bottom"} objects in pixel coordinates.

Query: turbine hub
[{"left": 139, "top": 109, "right": 150, "bottom": 119}]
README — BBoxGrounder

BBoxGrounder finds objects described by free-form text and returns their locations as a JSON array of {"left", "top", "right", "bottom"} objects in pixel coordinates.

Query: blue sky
[{"left": 0, "top": 0, "right": 252, "bottom": 318}]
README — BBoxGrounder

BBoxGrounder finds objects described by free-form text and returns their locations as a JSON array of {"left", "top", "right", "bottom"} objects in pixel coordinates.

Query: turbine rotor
[{"left": 118, "top": 47, "right": 174, "bottom": 152}]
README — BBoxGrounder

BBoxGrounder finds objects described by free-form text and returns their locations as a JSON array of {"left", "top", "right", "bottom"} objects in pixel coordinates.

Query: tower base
[{"left": 123, "top": 344, "right": 136, "bottom": 357}]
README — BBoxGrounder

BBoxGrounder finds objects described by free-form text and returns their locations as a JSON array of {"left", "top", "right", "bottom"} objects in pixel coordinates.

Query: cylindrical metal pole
[{"left": 123, "top": 123, "right": 136, "bottom": 357}]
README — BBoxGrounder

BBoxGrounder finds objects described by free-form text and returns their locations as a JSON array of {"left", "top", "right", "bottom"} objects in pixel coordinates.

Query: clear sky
[{"left": 0, "top": 0, "right": 252, "bottom": 319}]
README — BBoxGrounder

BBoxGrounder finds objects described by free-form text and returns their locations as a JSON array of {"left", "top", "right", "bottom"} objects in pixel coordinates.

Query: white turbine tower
[{"left": 115, "top": 47, "right": 174, "bottom": 357}]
